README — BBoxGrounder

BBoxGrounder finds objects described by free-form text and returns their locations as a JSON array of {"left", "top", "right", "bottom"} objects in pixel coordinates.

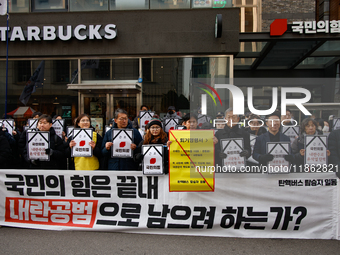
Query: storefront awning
[
  {"left": 67, "top": 80, "right": 141, "bottom": 92},
  {"left": 235, "top": 32, "right": 340, "bottom": 70},
  {"left": 7, "top": 106, "right": 35, "bottom": 118}
]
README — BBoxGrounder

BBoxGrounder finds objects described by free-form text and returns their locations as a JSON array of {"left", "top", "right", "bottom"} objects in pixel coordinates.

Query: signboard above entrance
[{"left": 0, "top": 24, "right": 117, "bottom": 42}]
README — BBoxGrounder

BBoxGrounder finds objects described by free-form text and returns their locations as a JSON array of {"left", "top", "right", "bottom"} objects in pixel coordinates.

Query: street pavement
[{"left": 0, "top": 226, "right": 339, "bottom": 254}]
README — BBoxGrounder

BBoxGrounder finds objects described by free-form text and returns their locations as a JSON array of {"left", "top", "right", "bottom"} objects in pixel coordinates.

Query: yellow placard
[{"left": 169, "top": 130, "right": 215, "bottom": 192}]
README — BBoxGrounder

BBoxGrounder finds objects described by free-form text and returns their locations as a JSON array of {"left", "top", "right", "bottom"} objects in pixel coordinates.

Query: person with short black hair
[
  {"left": 253, "top": 110, "right": 293, "bottom": 166},
  {"left": 244, "top": 114, "right": 267, "bottom": 136},
  {"left": 31, "top": 112, "right": 42, "bottom": 119},
  {"left": 20, "top": 114, "right": 67, "bottom": 169},
  {"left": 182, "top": 113, "right": 199, "bottom": 130},
  {"left": 214, "top": 108, "right": 251, "bottom": 167},
  {"left": 132, "top": 105, "right": 149, "bottom": 129},
  {"left": 102, "top": 109, "right": 143, "bottom": 170}
]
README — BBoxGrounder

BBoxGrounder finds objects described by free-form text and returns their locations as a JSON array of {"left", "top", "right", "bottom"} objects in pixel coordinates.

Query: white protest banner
[
  {"left": 333, "top": 118, "right": 340, "bottom": 130},
  {"left": 142, "top": 145, "right": 164, "bottom": 175},
  {"left": 247, "top": 134, "right": 258, "bottom": 164},
  {"left": 0, "top": 0, "right": 7, "bottom": 16},
  {"left": 52, "top": 119, "right": 65, "bottom": 139},
  {"left": 105, "top": 125, "right": 111, "bottom": 134},
  {"left": 220, "top": 138, "right": 245, "bottom": 170},
  {"left": 139, "top": 111, "right": 155, "bottom": 130},
  {"left": 163, "top": 118, "right": 179, "bottom": 133},
  {"left": 175, "top": 125, "right": 186, "bottom": 130},
  {"left": 197, "top": 114, "right": 210, "bottom": 128},
  {"left": 27, "top": 131, "right": 50, "bottom": 161},
  {"left": 71, "top": 129, "right": 93, "bottom": 157},
  {"left": 304, "top": 135, "right": 328, "bottom": 166},
  {"left": 66, "top": 126, "right": 74, "bottom": 138},
  {"left": 0, "top": 119, "right": 14, "bottom": 136},
  {"left": 0, "top": 170, "right": 338, "bottom": 240},
  {"left": 282, "top": 126, "right": 300, "bottom": 144},
  {"left": 250, "top": 134, "right": 257, "bottom": 152},
  {"left": 266, "top": 142, "right": 290, "bottom": 173},
  {"left": 112, "top": 129, "right": 133, "bottom": 158},
  {"left": 28, "top": 119, "right": 38, "bottom": 129}
]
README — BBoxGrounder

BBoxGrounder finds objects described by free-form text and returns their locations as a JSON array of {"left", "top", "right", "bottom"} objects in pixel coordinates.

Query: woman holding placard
[
  {"left": 134, "top": 118, "right": 169, "bottom": 174},
  {"left": 67, "top": 114, "right": 103, "bottom": 170},
  {"left": 292, "top": 118, "right": 330, "bottom": 167}
]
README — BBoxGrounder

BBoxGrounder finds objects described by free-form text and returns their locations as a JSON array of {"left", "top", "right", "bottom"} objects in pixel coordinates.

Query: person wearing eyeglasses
[
  {"left": 20, "top": 114, "right": 67, "bottom": 169},
  {"left": 66, "top": 114, "right": 103, "bottom": 170},
  {"left": 102, "top": 108, "right": 143, "bottom": 170},
  {"left": 134, "top": 118, "right": 169, "bottom": 173}
]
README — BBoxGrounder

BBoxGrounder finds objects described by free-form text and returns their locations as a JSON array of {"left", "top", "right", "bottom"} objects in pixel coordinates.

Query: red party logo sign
[
  {"left": 120, "top": 142, "right": 126, "bottom": 148},
  {"left": 79, "top": 140, "right": 86, "bottom": 147},
  {"left": 270, "top": 19, "right": 287, "bottom": 36},
  {"left": 169, "top": 127, "right": 174, "bottom": 130},
  {"left": 145, "top": 120, "right": 149, "bottom": 125},
  {"left": 150, "top": 158, "right": 156, "bottom": 164}
]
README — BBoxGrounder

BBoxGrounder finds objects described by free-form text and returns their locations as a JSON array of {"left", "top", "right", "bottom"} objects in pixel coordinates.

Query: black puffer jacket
[
  {"left": 328, "top": 129, "right": 340, "bottom": 178},
  {"left": 20, "top": 127, "right": 67, "bottom": 169},
  {"left": 0, "top": 130, "right": 15, "bottom": 169}
]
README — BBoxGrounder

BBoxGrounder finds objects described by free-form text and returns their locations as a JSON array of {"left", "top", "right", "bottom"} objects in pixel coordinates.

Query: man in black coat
[
  {"left": 214, "top": 108, "right": 251, "bottom": 168},
  {"left": 19, "top": 114, "right": 67, "bottom": 169},
  {"left": 328, "top": 128, "right": 340, "bottom": 178},
  {"left": 252, "top": 110, "right": 293, "bottom": 167}
]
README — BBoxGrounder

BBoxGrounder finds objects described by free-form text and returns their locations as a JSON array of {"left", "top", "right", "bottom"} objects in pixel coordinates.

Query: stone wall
[{"left": 262, "top": 0, "right": 316, "bottom": 31}]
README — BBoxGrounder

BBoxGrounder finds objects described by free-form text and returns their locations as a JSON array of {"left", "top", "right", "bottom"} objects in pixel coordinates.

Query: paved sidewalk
[{"left": 0, "top": 226, "right": 339, "bottom": 255}]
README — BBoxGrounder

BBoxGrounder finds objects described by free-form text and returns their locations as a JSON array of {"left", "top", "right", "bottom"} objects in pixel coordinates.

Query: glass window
[
  {"left": 110, "top": 0, "right": 149, "bottom": 10},
  {"left": 239, "top": 42, "right": 266, "bottom": 52},
  {"left": 32, "top": 0, "right": 68, "bottom": 12},
  {"left": 54, "top": 60, "right": 70, "bottom": 83},
  {"left": 70, "top": 0, "right": 108, "bottom": 12},
  {"left": 112, "top": 59, "right": 139, "bottom": 80},
  {"left": 150, "top": 0, "right": 190, "bottom": 9},
  {"left": 9, "top": 0, "right": 30, "bottom": 13},
  {"left": 81, "top": 59, "right": 110, "bottom": 80},
  {"left": 15, "top": 60, "right": 31, "bottom": 84},
  {"left": 297, "top": 57, "right": 335, "bottom": 68}
]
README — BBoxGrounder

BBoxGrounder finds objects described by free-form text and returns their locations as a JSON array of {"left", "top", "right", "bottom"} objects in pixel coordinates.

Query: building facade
[{"left": 1, "top": 0, "right": 340, "bottom": 130}]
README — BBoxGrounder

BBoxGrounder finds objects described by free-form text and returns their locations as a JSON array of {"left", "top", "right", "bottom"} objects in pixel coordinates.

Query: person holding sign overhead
[
  {"left": 20, "top": 114, "right": 66, "bottom": 169},
  {"left": 66, "top": 114, "right": 103, "bottom": 170},
  {"left": 102, "top": 109, "right": 143, "bottom": 170},
  {"left": 134, "top": 118, "right": 169, "bottom": 173}
]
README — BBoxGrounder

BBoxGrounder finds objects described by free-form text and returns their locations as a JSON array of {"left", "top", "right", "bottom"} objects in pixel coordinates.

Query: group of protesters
[{"left": 0, "top": 105, "right": 339, "bottom": 177}]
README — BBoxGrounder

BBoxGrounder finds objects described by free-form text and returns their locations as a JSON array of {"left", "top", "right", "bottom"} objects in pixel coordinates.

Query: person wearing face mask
[
  {"left": 323, "top": 120, "right": 330, "bottom": 133},
  {"left": 164, "top": 106, "right": 181, "bottom": 120},
  {"left": 66, "top": 114, "right": 103, "bottom": 170},
  {"left": 292, "top": 118, "right": 329, "bottom": 168},
  {"left": 314, "top": 118, "right": 325, "bottom": 134}
]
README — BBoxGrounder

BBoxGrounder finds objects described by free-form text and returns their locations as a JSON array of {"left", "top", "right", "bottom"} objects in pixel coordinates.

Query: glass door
[{"left": 81, "top": 93, "right": 107, "bottom": 136}]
